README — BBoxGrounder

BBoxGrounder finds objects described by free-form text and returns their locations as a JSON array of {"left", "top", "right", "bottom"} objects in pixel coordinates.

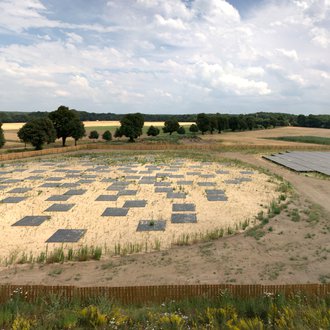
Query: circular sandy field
[{"left": 0, "top": 156, "right": 279, "bottom": 262}]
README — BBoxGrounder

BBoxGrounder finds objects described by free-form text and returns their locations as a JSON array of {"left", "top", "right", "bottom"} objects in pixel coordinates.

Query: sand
[{"left": 0, "top": 157, "right": 279, "bottom": 262}]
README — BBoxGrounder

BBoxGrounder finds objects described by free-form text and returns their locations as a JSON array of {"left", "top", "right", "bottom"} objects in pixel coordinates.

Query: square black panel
[
  {"left": 172, "top": 203, "right": 196, "bottom": 212},
  {"left": 240, "top": 170, "right": 254, "bottom": 174},
  {"left": 25, "top": 175, "right": 43, "bottom": 180},
  {"left": 1, "top": 197, "right": 26, "bottom": 203},
  {"left": 12, "top": 215, "right": 50, "bottom": 226},
  {"left": 8, "top": 188, "right": 31, "bottom": 194},
  {"left": 171, "top": 213, "right": 197, "bottom": 223},
  {"left": 44, "top": 204, "right": 75, "bottom": 212},
  {"left": 238, "top": 177, "right": 252, "bottom": 182},
  {"left": 95, "top": 195, "right": 118, "bottom": 201},
  {"left": 155, "top": 187, "right": 173, "bottom": 193},
  {"left": 177, "top": 181, "right": 193, "bottom": 185},
  {"left": 123, "top": 200, "right": 147, "bottom": 208},
  {"left": 125, "top": 175, "right": 141, "bottom": 180},
  {"left": 60, "top": 183, "right": 81, "bottom": 188},
  {"left": 197, "top": 182, "right": 216, "bottom": 187},
  {"left": 46, "top": 177, "right": 63, "bottom": 181},
  {"left": 154, "top": 182, "right": 171, "bottom": 187},
  {"left": 117, "top": 190, "right": 138, "bottom": 196},
  {"left": 39, "top": 183, "right": 61, "bottom": 188},
  {"left": 2, "top": 179, "right": 21, "bottom": 183},
  {"left": 137, "top": 220, "right": 166, "bottom": 231},
  {"left": 224, "top": 179, "right": 240, "bottom": 185},
  {"left": 76, "top": 179, "right": 95, "bottom": 184},
  {"left": 200, "top": 174, "right": 215, "bottom": 178},
  {"left": 167, "top": 192, "right": 186, "bottom": 199},
  {"left": 64, "top": 189, "right": 87, "bottom": 195},
  {"left": 46, "top": 229, "right": 86, "bottom": 243},
  {"left": 186, "top": 171, "right": 201, "bottom": 176},
  {"left": 207, "top": 195, "right": 228, "bottom": 201},
  {"left": 216, "top": 170, "right": 230, "bottom": 174},
  {"left": 102, "top": 207, "right": 129, "bottom": 216},
  {"left": 205, "top": 189, "right": 225, "bottom": 195},
  {"left": 46, "top": 195, "right": 72, "bottom": 201}
]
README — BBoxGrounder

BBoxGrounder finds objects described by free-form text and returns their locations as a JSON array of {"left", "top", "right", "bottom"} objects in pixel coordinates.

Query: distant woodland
[{"left": 0, "top": 110, "right": 329, "bottom": 129}]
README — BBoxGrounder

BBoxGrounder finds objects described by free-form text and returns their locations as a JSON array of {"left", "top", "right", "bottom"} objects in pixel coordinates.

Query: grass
[
  {"left": 266, "top": 135, "right": 330, "bottom": 145},
  {"left": 0, "top": 290, "right": 328, "bottom": 329}
]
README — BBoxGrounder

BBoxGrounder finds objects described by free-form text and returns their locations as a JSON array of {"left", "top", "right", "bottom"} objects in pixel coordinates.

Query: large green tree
[
  {"left": 17, "top": 118, "right": 56, "bottom": 150},
  {"left": 118, "top": 113, "right": 144, "bottom": 142},
  {"left": 163, "top": 119, "right": 179, "bottom": 135},
  {"left": 70, "top": 118, "right": 86, "bottom": 146},
  {"left": 0, "top": 123, "right": 5, "bottom": 148},
  {"left": 196, "top": 113, "right": 210, "bottom": 135},
  {"left": 49, "top": 106, "right": 82, "bottom": 146}
]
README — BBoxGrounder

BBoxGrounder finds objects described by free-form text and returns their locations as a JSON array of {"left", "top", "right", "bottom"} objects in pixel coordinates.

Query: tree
[
  {"left": 216, "top": 114, "right": 229, "bottom": 133},
  {"left": 147, "top": 125, "right": 160, "bottom": 136},
  {"left": 17, "top": 118, "right": 56, "bottom": 150},
  {"left": 177, "top": 126, "right": 186, "bottom": 135},
  {"left": 70, "top": 119, "right": 86, "bottom": 146},
  {"left": 209, "top": 116, "right": 218, "bottom": 134},
  {"left": 119, "top": 113, "right": 144, "bottom": 142},
  {"left": 228, "top": 116, "right": 239, "bottom": 131},
  {"left": 163, "top": 119, "right": 179, "bottom": 135},
  {"left": 114, "top": 127, "right": 123, "bottom": 139},
  {"left": 189, "top": 124, "right": 198, "bottom": 134},
  {"left": 89, "top": 130, "right": 99, "bottom": 141},
  {"left": 0, "top": 123, "right": 5, "bottom": 148},
  {"left": 102, "top": 130, "right": 112, "bottom": 141},
  {"left": 196, "top": 113, "right": 210, "bottom": 135},
  {"left": 49, "top": 105, "right": 81, "bottom": 146}
]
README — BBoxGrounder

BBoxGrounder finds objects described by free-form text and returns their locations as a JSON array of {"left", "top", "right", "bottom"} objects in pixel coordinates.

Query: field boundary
[
  {"left": 1, "top": 284, "right": 329, "bottom": 304},
  {"left": 1, "top": 143, "right": 330, "bottom": 161}
]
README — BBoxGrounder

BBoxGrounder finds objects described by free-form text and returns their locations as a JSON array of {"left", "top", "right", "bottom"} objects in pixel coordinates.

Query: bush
[
  {"left": 102, "top": 130, "right": 112, "bottom": 141},
  {"left": 147, "top": 125, "right": 160, "bottom": 136},
  {"left": 177, "top": 126, "right": 186, "bottom": 135},
  {"left": 189, "top": 124, "right": 198, "bottom": 133},
  {"left": 89, "top": 130, "right": 99, "bottom": 140}
]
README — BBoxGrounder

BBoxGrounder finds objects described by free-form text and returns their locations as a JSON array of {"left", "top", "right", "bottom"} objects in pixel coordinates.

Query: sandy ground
[
  {"left": 0, "top": 152, "right": 329, "bottom": 286},
  {"left": 0, "top": 157, "right": 278, "bottom": 263}
]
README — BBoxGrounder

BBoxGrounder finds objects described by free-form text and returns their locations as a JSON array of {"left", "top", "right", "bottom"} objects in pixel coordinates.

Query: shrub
[
  {"left": 177, "top": 126, "right": 186, "bottom": 135},
  {"left": 89, "top": 130, "right": 99, "bottom": 140},
  {"left": 102, "top": 130, "right": 112, "bottom": 141},
  {"left": 147, "top": 125, "right": 160, "bottom": 136}
]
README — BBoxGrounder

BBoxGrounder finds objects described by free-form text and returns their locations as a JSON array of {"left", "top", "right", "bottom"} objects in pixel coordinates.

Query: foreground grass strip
[{"left": 0, "top": 289, "right": 329, "bottom": 329}]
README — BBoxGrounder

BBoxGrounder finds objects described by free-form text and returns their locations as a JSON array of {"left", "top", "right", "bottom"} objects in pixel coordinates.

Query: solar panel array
[{"left": 263, "top": 152, "right": 330, "bottom": 176}]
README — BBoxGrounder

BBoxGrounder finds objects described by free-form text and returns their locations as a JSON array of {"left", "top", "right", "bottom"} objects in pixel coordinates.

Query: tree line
[
  {"left": 1, "top": 110, "right": 330, "bottom": 129},
  {"left": 0, "top": 108, "right": 330, "bottom": 149}
]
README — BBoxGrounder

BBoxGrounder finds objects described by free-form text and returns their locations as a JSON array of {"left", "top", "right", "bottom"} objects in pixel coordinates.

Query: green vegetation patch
[
  {"left": 267, "top": 136, "right": 330, "bottom": 145},
  {"left": 0, "top": 291, "right": 329, "bottom": 329}
]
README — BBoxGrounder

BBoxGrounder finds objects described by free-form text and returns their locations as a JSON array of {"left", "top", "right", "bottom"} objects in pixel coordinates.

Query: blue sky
[{"left": 0, "top": 0, "right": 329, "bottom": 115}]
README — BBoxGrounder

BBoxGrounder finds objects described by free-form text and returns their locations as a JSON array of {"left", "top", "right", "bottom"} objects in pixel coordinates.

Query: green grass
[
  {"left": 0, "top": 291, "right": 328, "bottom": 329},
  {"left": 266, "top": 136, "right": 330, "bottom": 145}
]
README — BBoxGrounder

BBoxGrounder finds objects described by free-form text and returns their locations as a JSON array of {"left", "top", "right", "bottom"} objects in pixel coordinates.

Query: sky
[{"left": 0, "top": 0, "right": 329, "bottom": 115}]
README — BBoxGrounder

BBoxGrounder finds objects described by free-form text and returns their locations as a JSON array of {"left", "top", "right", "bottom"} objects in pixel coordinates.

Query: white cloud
[{"left": 0, "top": 0, "right": 329, "bottom": 114}]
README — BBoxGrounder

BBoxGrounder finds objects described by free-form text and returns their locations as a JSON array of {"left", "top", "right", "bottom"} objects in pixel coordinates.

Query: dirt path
[{"left": 221, "top": 152, "right": 330, "bottom": 214}]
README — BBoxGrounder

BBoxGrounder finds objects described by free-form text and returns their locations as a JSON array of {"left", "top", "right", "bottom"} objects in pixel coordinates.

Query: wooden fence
[
  {"left": 1, "top": 142, "right": 330, "bottom": 162},
  {"left": 0, "top": 284, "right": 329, "bottom": 304}
]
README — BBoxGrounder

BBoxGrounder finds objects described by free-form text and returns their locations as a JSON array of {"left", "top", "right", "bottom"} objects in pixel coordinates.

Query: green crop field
[{"left": 267, "top": 136, "right": 330, "bottom": 145}]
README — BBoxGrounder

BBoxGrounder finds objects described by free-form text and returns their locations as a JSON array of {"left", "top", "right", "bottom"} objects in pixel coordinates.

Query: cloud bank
[{"left": 0, "top": 0, "right": 329, "bottom": 114}]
